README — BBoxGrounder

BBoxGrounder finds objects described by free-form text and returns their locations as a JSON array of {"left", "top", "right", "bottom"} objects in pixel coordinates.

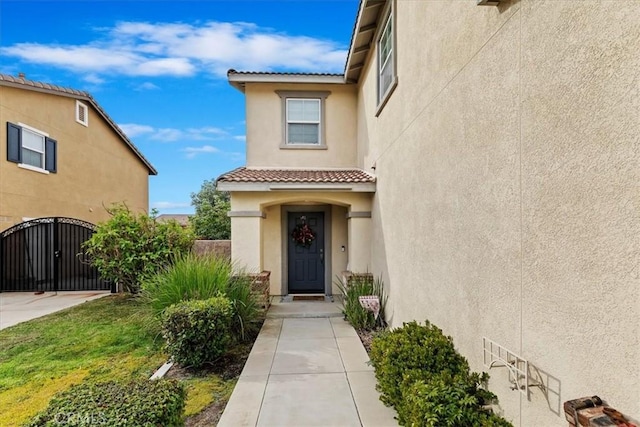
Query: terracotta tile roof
[
  {"left": 0, "top": 73, "right": 157, "bottom": 175},
  {"left": 227, "top": 69, "right": 343, "bottom": 77},
  {"left": 217, "top": 167, "right": 376, "bottom": 184}
]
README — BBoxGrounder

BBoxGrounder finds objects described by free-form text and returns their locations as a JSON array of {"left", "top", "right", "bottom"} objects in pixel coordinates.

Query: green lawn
[{"left": 0, "top": 295, "right": 203, "bottom": 426}]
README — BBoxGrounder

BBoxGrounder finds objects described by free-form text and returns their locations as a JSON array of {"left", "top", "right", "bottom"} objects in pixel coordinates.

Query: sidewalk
[{"left": 218, "top": 312, "right": 398, "bottom": 426}]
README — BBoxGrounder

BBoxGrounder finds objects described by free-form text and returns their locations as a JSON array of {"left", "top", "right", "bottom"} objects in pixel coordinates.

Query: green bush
[
  {"left": 398, "top": 373, "right": 509, "bottom": 427},
  {"left": 143, "top": 254, "right": 260, "bottom": 341},
  {"left": 83, "top": 204, "right": 195, "bottom": 293},
  {"left": 336, "top": 274, "right": 387, "bottom": 330},
  {"left": 369, "top": 321, "right": 512, "bottom": 427},
  {"left": 26, "top": 378, "right": 186, "bottom": 427},
  {"left": 369, "top": 321, "right": 470, "bottom": 408},
  {"left": 161, "top": 296, "right": 233, "bottom": 368}
]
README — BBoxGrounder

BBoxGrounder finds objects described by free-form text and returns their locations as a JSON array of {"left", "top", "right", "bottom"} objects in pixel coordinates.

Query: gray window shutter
[
  {"left": 45, "top": 137, "right": 57, "bottom": 173},
  {"left": 7, "top": 122, "right": 22, "bottom": 163}
]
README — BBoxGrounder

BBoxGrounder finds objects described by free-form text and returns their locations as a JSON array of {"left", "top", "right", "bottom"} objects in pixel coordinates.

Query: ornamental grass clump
[
  {"left": 143, "top": 253, "right": 260, "bottom": 341},
  {"left": 336, "top": 274, "right": 387, "bottom": 330}
]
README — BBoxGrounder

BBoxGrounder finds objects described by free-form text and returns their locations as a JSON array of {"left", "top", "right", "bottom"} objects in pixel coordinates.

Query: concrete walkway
[
  {"left": 0, "top": 291, "right": 111, "bottom": 330},
  {"left": 218, "top": 301, "right": 398, "bottom": 427}
]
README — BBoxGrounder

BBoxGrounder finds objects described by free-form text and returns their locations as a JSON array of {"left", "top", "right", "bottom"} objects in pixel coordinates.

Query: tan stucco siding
[
  {"left": 359, "top": 1, "right": 639, "bottom": 425},
  {"left": 244, "top": 83, "right": 358, "bottom": 168},
  {"left": 0, "top": 87, "right": 149, "bottom": 231}
]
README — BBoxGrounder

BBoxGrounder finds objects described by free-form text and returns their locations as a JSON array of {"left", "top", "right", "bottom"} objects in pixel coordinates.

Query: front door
[{"left": 288, "top": 212, "right": 325, "bottom": 294}]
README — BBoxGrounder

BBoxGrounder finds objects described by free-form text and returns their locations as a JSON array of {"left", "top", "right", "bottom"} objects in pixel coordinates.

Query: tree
[
  {"left": 190, "top": 179, "right": 231, "bottom": 240},
  {"left": 83, "top": 204, "right": 195, "bottom": 293}
]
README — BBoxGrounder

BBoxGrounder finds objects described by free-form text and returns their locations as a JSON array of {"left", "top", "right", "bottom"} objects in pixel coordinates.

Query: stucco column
[
  {"left": 229, "top": 211, "right": 264, "bottom": 273},
  {"left": 347, "top": 211, "right": 372, "bottom": 273}
]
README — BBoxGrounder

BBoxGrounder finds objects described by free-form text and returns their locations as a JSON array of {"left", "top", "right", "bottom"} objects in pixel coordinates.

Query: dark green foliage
[
  {"left": 83, "top": 204, "right": 195, "bottom": 293},
  {"left": 161, "top": 296, "right": 233, "bottom": 368},
  {"left": 26, "top": 379, "right": 186, "bottom": 427},
  {"left": 369, "top": 321, "right": 470, "bottom": 408},
  {"left": 189, "top": 179, "right": 231, "bottom": 240},
  {"left": 143, "top": 254, "right": 260, "bottom": 342},
  {"left": 369, "top": 321, "right": 513, "bottom": 427},
  {"left": 336, "top": 274, "right": 387, "bottom": 330}
]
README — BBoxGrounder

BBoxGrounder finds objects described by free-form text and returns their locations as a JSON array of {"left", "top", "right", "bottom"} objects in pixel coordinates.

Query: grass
[
  {"left": 0, "top": 294, "right": 252, "bottom": 426},
  {"left": 0, "top": 295, "right": 165, "bottom": 426}
]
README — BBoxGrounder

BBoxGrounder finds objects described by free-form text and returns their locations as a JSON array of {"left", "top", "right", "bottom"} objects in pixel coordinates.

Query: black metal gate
[{"left": 0, "top": 217, "right": 113, "bottom": 292}]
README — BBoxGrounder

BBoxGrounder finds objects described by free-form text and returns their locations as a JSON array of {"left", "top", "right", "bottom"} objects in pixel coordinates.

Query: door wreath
[{"left": 291, "top": 216, "right": 316, "bottom": 248}]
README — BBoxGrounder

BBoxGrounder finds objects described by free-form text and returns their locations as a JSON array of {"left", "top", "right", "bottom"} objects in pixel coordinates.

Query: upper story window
[
  {"left": 276, "top": 90, "right": 330, "bottom": 149},
  {"left": 6, "top": 122, "right": 57, "bottom": 174},
  {"left": 376, "top": 7, "right": 397, "bottom": 114},
  {"left": 286, "top": 99, "right": 320, "bottom": 144}
]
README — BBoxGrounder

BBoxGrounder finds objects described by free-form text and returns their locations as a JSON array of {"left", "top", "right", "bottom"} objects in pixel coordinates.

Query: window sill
[
  {"left": 375, "top": 76, "right": 398, "bottom": 117},
  {"left": 279, "top": 144, "right": 328, "bottom": 150},
  {"left": 18, "top": 163, "right": 49, "bottom": 174}
]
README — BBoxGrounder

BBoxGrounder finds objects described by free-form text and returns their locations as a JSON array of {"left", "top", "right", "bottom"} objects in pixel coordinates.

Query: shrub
[
  {"left": 398, "top": 373, "right": 508, "bottom": 427},
  {"left": 336, "top": 274, "right": 387, "bottom": 330},
  {"left": 369, "top": 321, "right": 470, "bottom": 408},
  {"left": 161, "top": 296, "right": 233, "bottom": 368},
  {"left": 83, "top": 204, "right": 195, "bottom": 293},
  {"left": 27, "top": 378, "right": 186, "bottom": 427},
  {"left": 369, "top": 321, "right": 512, "bottom": 427},
  {"left": 143, "top": 254, "right": 260, "bottom": 341}
]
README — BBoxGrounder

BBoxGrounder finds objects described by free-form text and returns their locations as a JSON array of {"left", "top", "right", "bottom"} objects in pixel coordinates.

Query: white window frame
[
  {"left": 376, "top": 5, "right": 397, "bottom": 115},
  {"left": 286, "top": 98, "right": 321, "bottom": 145},
  {"left": 76, "top": 100, "right": 89, "bottom": 127},
  {"left": 17, "top": 122, "right": 49, "bottom": 174},
  {"left": 276, "top": 90, "right": 331, "bottom": 149}
]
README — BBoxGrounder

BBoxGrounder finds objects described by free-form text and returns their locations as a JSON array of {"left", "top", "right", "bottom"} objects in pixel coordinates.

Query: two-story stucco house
[
  {"left": 0, "top": 73, "right": 156, "bottom": 229},
  {"left": 0, "top": 73, "right": 157, "bottom": 292},
  {"left": 218, "top": 1, "right": 638, "bottom": 425}
]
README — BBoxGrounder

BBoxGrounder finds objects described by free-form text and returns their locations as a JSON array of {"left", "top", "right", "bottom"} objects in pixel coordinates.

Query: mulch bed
[{"left": 357, "top": 328, "right": 376, "bottom": 354}]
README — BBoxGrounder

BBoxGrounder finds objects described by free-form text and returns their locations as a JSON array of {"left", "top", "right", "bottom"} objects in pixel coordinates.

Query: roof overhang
[
  {"left": 227, "top": 71, "right": 346, "bottom": 92},
  {"left": 217, "top": 181, "right": 376, "bottom": 192},
  {"left": 344, "top": 0, "right": 386, "bottom": 83}
]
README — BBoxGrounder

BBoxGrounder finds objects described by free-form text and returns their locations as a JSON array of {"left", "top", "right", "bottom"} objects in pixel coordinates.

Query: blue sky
[{"left": 0, "top": 0, "right": 359, "bottom": 213}]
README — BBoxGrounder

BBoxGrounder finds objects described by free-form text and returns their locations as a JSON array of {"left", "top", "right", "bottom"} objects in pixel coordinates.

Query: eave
[
  {"left": 227, "top": 70, "right": 346, "bottom": 92},
  {"left": 344, "top": 0, "right": 386, "bottom": 83}
]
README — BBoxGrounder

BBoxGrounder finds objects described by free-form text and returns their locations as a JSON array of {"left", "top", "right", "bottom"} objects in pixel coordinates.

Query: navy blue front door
[{"left": 288, "top": 212, "right": 325, "bottom": 293}]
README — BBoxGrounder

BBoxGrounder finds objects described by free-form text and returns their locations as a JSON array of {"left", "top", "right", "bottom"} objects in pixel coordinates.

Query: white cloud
[
  {"left": 233, "top": 135, "right": 246, "bottom": 142},
  {"left": 0, "top": 20, "right": 347, "bottom": 79},
  {"left": 135, "top": 82, "right": 160, "bottom": 91},
  {"left": 118, "top": 123, "right": 228, "bottom": 142},
  {"left": 151, "top": 201, "right": 190, "bottom": 209},
  {"left": 84, "top": 73, "right": 105, "bottom": 84},
  {"left": 119, "top": 123, "right": 155, "bottom": 138},
  {"left": 183, "top": 145, "right": 220, "bottom": 159}
]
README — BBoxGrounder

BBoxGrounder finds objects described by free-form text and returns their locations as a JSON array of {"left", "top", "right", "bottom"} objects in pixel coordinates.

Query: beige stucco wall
[
  {"left": 244, "top": 83, "right": 358, "bottom": 168},
  {"left": 229, "top": 191, "right": 372, "bottom": 295},
  {"left": 358, "top": 1, "right": 639, "bottom": 425},
  {"left": 0, "top": 87, "right": 150, "bottom": 231}
]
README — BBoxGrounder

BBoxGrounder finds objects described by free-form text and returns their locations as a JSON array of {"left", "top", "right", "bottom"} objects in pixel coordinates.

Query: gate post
[{"left": 53, "top": 217, "right": 59, "bottom": 293}]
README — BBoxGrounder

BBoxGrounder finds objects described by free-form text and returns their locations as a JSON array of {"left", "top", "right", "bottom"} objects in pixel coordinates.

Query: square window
[{"left": 7, "top": 122, "right": 57, "bottom": 173}]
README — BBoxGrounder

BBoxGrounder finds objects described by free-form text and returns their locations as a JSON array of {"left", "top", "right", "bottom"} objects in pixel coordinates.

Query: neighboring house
[
  {"left": 0, "top": 73, "right": 156, "bottom": 231},
  {"left": 219, "top": 1, "right": 638, "bottom": 425},
  {"left": 0, "top": 73, "right": 157, "bottom": 292},
  {"left": 156, "top": 214, "right": 193, "bottom": 228}
]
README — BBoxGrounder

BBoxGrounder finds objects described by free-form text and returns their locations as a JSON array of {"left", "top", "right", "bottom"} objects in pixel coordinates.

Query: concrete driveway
[{"left": 0, "top": 291, "right": 111, "bottom": 330}]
